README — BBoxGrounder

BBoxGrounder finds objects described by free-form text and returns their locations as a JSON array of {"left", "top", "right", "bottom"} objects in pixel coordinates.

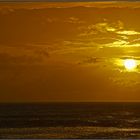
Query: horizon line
[{"left": 1, "top": 101, "right": 140, "bottom": 103}]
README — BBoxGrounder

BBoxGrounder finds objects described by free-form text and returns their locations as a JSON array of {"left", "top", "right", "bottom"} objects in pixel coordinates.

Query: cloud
[
  {"left": 77, "top": 57, "right": 103, "bottom": 65},
  {"left": 116, "top": 30, "right": 140, "bottom": 35},
  {"left": 46, "top": 18, "right": 58, "bottom": 23},
  {"left": 0, "top": 44, "right": 50, "bottom": 65},
  {"left": 78, "top": 21, "right": 124, "bottom": 37},
  {"left": 93, "top": 22, "right": 116, "bottom": 33},
  {"left": 0, "top": 52, "right": 41, "bottom": 64},
  {"left": 78, "top": 20, "right": 140, "bottom": 49},
  {"left": 104, "top": 40, "right": 129, "bottom": 47},
  {"left": 0, "top": 8, "right": 15, "bottom": 15},
  {"left": 64, "top": 17, "right": 85, "bottom": 24},
  {"left": 1, "top": 2, "right": 140, "bottom": 13}
]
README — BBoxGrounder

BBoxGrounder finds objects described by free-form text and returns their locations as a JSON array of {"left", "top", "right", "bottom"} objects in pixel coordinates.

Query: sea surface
[{"left": 0, "top": 102, "right": 140, "bottom": 138}]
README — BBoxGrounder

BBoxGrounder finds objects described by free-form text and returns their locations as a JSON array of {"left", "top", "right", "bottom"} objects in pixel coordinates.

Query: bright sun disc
[{"left": 124, "top": 59, "right": 136, "bottom": 70}]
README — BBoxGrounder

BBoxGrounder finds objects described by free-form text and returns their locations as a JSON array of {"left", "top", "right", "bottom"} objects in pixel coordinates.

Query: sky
[{"left": 0, "top": 2, "right": 140, "bottom": 102}]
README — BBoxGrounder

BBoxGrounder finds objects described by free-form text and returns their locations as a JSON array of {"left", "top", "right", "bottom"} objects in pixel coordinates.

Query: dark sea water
[{"left": 0, "top": 102, "right": 140, "bottom": 138}]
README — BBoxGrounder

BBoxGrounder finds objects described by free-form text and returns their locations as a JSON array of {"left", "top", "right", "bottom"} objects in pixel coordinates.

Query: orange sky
[{"left": 0, "top": 2, "right": 140, "bottom": 102}]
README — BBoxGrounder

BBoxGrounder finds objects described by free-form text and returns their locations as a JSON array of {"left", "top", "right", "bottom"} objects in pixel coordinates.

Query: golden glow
[
  {"left": 124, "top": 59, "right": 137, "bottom": 70},
  {"left": 117, "top": 30, "right": 140, "bottom": 35}
]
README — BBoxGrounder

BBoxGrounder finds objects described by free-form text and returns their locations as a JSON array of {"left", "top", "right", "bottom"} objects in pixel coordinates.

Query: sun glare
[{"left": 124, "top": 59, "right": 137, "bottom": 70}]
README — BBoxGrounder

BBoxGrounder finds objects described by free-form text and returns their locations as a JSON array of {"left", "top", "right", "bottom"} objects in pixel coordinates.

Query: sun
[{"left": 124, "top": 59, "right": 137, "bottom": 70}]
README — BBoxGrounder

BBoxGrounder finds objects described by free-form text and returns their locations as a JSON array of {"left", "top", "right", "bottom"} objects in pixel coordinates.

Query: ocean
[{"left": 0, "top": 102, "right": 140, "bottom": 138}]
